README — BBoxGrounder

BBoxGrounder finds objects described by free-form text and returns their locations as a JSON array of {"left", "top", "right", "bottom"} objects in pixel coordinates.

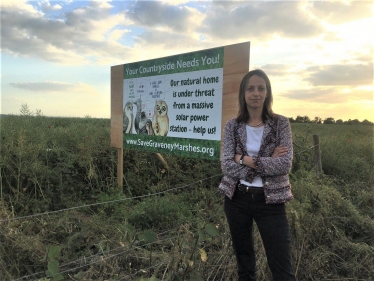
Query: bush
[
  {"left": 128, "top": 195, "right": 192, "bottom": 230},
  {"left": 1, "top": 116, "right": 373, "bottom": 280}
]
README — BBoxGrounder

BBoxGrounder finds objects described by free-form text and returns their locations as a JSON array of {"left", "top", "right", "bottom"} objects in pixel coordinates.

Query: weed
[{"left": 0, "top": 116, "right": 373, "bottom": 280}]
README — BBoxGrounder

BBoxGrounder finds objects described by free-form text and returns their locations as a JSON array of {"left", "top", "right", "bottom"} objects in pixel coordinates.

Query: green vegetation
[{"left": 0, "top": 114, "right": 373, "bottom": 280}]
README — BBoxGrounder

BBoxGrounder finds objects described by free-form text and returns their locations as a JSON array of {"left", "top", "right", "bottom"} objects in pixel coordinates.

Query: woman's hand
[
  {"left": 272, "top": 145, "right": 288, "bottom": 158},
  {"left": 234, "top": 154, "right": 242, "bottom": 164},
  {"left": 234, "top": 154, "right": 256, "bottom": 169}
]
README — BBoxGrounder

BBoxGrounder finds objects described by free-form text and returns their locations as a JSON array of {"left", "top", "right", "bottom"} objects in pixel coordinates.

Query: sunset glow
[{"left": 1, "top": 0, "right": 373, "bottom": 122}]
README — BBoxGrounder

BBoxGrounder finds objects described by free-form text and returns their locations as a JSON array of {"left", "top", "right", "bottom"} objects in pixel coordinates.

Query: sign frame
[{"left": 111, "top": 42, "right": 250, "bottom": 186}]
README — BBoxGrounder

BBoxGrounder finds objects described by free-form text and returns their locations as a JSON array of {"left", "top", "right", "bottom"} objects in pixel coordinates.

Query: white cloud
[
  {"left": 108, "top": 29, "right": 131, "bottom": 42},
  {"left": 199, "top": 1, "right": 324, "bottom": 41},
  {"left": 1, "top": 0, "right": 373, "bottom": 120},
  {"left": 39, "top": 0, "right": 62, "bottom": 11},
  {"left": 304, "top": 64, "right": 373, "bottom": 86},
  {"left": 10, "top": 81, "right": 99, "bottom": 95},
  {"left": 1, "top": 0, "right": 130, "bottom": 65},
  {"left": 260, "top": 64, "right": 293, "bottom": 76},
  {"left": 308, "top": 1, "right": 373, "bottom": 24},
  {"left": 127, "top": 1, "right": 203, "bottom": 33},
  {"left": 159, "top": 0, "right": 192, "bottom": 5},
  {"left": 281, "top": 87, "right": 372, "bottom": 103},
  {"left": 2, "top": 0, "right": 371, "bottom": 67},
  {"left": 275, "top": 96, "right": 373, "bottom": 121}
]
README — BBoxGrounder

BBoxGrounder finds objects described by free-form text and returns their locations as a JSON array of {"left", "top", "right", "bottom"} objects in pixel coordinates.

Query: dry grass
[{"left": 1, "top": 116, "right": 373, "bottom": 280}]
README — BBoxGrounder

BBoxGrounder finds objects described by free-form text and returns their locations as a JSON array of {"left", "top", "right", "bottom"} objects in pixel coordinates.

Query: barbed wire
[
  {"left": 4, "top": 144, "right": 320, "bottom": 280},
  {"left": 0, "top": 174, "right": 223, "bottom": 223},
  {"left": 57, "top": 211, "right": 223, "bottom": 273},
  {"left": 118, "top": 257, "right": 174, "bottom": 281},
  {"left": 293, "top": 143, "right": 318, "bottom": 156},
  {"left": 13, "top": 231, "right": 179, "bottom": 281},
  {"left": 15, "top": 213, "right": 225, "bottom": 281},
  {"left": 1, "top": 142, "right": 320, "bottom": 225},
  {"left": 12, "top": 204, "right": 225, "bottom": 281},
  {"left": 17, "top": 236, "right": 179, "bottom": 281}
]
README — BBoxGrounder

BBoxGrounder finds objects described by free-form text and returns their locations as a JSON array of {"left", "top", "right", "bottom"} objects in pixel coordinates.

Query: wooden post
[
  {"left": 154, "top": 153, "right": 170, "bottom": 171},
  {"left": 117, "top": 148, "right": 123, "bottom": 189},
  {"left": 313, "top": 135, "right": 322, "bottom": 177},
  {"left": 111, "top": 65, "right": 124, "bottom": 189}
]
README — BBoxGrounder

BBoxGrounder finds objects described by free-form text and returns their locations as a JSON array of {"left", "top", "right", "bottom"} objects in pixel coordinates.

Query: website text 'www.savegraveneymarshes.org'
[{"left": 125, "top": 138, "right": 215, "bottom": 157}]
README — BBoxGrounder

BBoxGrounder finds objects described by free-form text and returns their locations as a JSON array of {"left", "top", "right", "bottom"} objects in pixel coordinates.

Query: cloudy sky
[{"left": 1, "top": 0, "right": 373, "bottom": 121}]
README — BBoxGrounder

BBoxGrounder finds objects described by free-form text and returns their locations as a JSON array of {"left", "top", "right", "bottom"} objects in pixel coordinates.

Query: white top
[{"left": 240, "top": 125, "right": 264, "bottom": 187}]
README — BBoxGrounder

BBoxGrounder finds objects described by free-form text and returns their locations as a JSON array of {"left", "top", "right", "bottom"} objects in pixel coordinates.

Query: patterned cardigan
[{"left": 218, "top": 114, "right": 294, "bottom": 204}]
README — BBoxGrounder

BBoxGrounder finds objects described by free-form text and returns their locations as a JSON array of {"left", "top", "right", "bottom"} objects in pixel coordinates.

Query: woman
[{"left": 218, "top": 69, "right": 296, "bottom": 281}]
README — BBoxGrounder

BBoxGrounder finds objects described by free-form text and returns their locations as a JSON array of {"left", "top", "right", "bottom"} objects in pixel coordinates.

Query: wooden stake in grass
[
  {"left": 154, "top": 153, "right": 170, "bottom": 171},
  {"left": 117, "top": 148, "right": 123, "bottom": 189},
  {"left": 313, "top": 134, "right": 322, "bottom": 178}
]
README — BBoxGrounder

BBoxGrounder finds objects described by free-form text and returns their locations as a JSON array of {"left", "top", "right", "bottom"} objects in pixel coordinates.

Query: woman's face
[{"left": 245, "top": 75, "right": 267, "bottom": 111}]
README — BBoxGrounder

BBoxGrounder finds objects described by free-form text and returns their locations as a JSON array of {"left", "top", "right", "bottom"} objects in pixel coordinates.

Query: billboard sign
[{"left": 123, "top": 47, "right": 224, "bottom": 159}]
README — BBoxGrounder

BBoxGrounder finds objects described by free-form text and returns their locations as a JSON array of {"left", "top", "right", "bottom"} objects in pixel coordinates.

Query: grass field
[{"left": 0, "top": 115, "right": 373, "bottom": 281}]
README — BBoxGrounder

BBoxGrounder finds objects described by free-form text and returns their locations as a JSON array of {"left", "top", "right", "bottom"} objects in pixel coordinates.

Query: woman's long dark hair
[{"left": 236, "top": 69, "right": 275, "bottom": 123}]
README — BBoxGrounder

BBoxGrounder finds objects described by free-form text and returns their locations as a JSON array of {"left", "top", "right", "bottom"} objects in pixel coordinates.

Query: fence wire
[
  {"left": 4, "top": 143, "right": 321, "bottom": 280},
  {"left": 7, "top": 175, "right": 224, "bottom": 281},
  {"left": 13, "top": 211, "right": 225, "bottom": 281},
  {"left": 0, "top": 174, "right": 223, "bottom": 223}
]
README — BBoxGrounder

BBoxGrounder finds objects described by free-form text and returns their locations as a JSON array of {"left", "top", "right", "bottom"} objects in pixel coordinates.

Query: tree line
[
  {"left": 5, "top": 104, "right": 374, "bottom": 126},
  {"left": 289, "top": 115, "right": 373, "bottom": 125}
]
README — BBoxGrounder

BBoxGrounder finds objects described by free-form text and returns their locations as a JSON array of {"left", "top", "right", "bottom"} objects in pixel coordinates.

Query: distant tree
[
  {"left": 344, "top": 119, "right": 353, "bottom": 125},
  {"left": 288, "top": 117, "right": 295, "bottom": 123},
  {"left": 295, "top": 115, "right": 310, "bottom": 123},
  {"left": 19, "top": 104, "right": 44, "bottom": 117},
  {"left": 352, "top": 119, "right": 360, "bottom": 125},
  {"left": 35, "top": 109, "right": 44, "bottom": 116},
  {"left": 361, "top": 119, "right": 373, "bottom": 125},
  {"left": 313, "top": 117, "right": 322, "bottom": 124},
  {"left": 336, "top": 119, "right": 343, "bottom": 124},
  {"left": 20, "top": 103, "right": 33, "bottom": 116},
  {"left": 323, "top": 117, "right": 335, "bottom": 124}
]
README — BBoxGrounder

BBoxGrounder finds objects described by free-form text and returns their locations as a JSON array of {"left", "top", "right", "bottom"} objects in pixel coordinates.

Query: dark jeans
[{"left": 224, "top": 188, "right": 296, "bottom": 281}]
